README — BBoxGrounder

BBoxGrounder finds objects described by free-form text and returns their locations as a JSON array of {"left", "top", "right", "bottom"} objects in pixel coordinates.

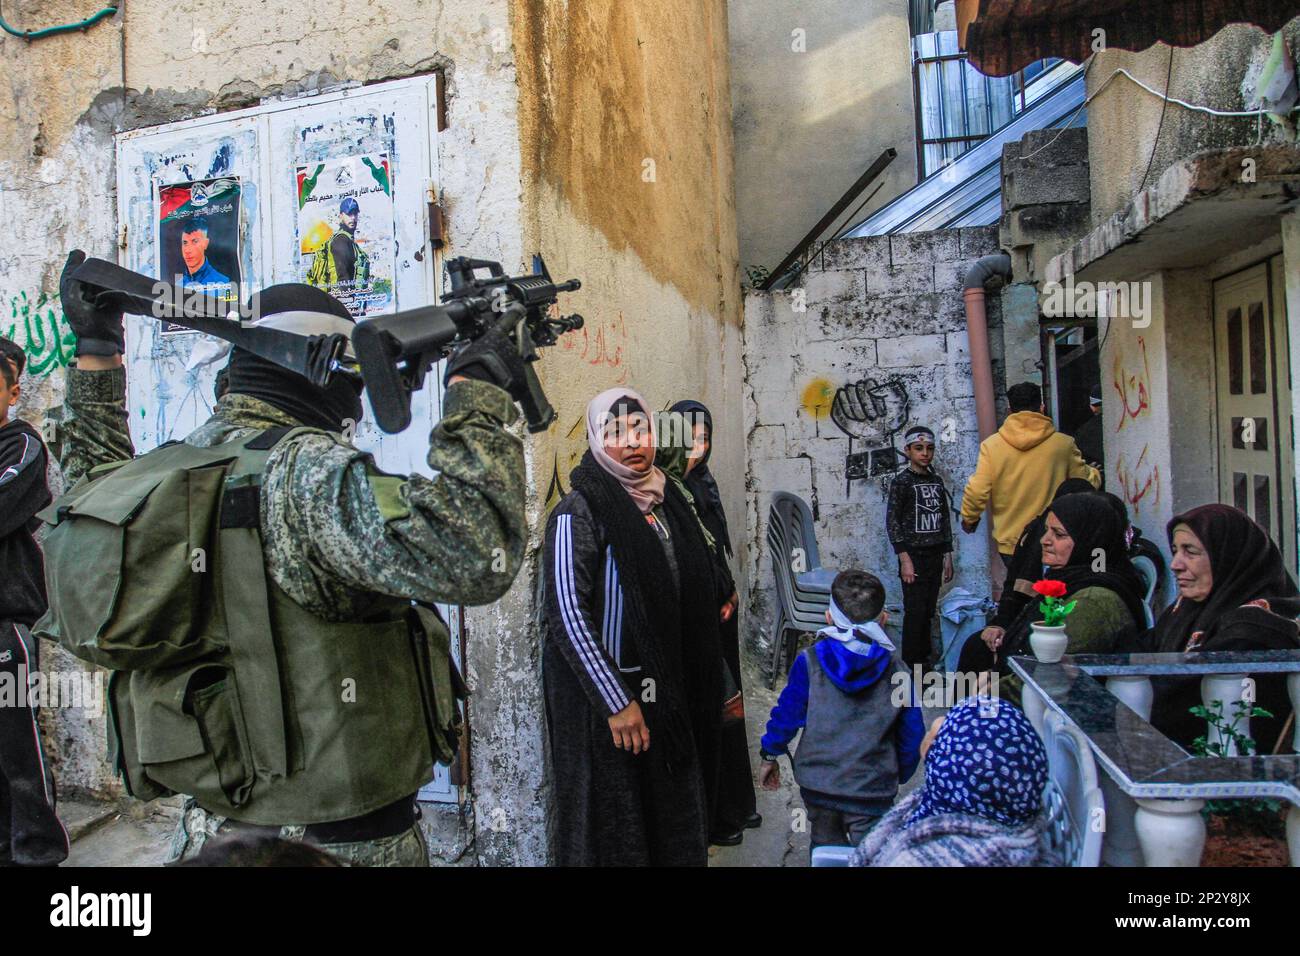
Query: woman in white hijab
[{"left": 541, "top": 388, "right": 725, "bottom": 866}]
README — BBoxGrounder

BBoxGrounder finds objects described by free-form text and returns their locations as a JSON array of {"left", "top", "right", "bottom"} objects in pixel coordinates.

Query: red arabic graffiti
[
  {"left": 1116, "top": 443, "right": 1161, "bottom": 516},
  {"left": 560, "top": 309, "right": 628, "bottom": 384},
  {"left": 1111, "top": 335, "right": 1151, "bottom": 430}
]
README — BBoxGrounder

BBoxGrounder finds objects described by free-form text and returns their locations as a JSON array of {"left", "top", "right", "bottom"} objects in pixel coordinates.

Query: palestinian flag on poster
[
  {"left": 159, "top": 178, "right": 241, "bottom": 223},
  {"left": 155, "top": 176, "right": 243, "bottom": 320},
  {"left": 297, "top": 154, "right": 391, "bottom": 209}
]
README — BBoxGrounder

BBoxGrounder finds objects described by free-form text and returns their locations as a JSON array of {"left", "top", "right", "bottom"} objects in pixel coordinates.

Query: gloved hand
[
  {"left": 59, "top": 250, "right": 126, "bottom": 357},
  {"left": 443, "top": 327, "right": 529, "bottom": 394}
]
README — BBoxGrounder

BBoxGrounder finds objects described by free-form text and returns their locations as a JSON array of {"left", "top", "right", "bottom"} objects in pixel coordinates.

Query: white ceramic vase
[{"left": 1029, "top": 622, "right": 1068, "bottom": 663}]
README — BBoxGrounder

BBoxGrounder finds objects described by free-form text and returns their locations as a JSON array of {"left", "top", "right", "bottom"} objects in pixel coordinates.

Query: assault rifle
[
  {"left": 69, "top": 255, "right": 583, "bottom": 435},
  {"left": 352, "top": 256, "right": 583, "bottom": 433}
]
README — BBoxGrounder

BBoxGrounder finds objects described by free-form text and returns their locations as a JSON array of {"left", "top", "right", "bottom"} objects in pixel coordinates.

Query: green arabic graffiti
[{"left": 4, "top": 290, "right": 76, "bottom": 376}]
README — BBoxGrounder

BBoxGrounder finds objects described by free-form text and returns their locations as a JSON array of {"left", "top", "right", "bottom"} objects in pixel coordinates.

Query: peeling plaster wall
[
  {"left": 1098, "top": 272, "right": 1179, "bottom": 550},
  {"left": 1085, "top": 19, "right": 1300, "bottom": 227},
  {"left": 741, "top": 227, "right": 1002, "bottom": 666},
  {"left": 727, "top": 0, "right": 917, "bottom": 280},
  {"left": 2, "top": 4, "right": 130, "bottom": 798},
  {"left": 508, "top": 0, "right": 743, "bottom": 865}
]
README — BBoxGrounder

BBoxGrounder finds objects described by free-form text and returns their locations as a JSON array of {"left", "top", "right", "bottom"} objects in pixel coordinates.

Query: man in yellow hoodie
[{"left": 960, "top": 383, "right": 1100, "bottom": 561}]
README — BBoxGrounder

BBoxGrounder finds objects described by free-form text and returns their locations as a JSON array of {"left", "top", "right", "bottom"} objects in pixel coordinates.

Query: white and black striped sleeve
[
  {"left": 0, "top": 425, "right": 49, "bottom": 539},
  {"left": 544, "top": 503, "right": 633, "bottom": 716}
]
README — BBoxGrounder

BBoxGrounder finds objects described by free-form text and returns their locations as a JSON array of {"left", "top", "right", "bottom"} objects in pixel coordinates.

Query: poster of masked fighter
[
  {"left": 156, "top": 177, "right": 243, "bottom": 333},
  {"left": 297, "top": 153, "right": 396, "bottom": 318}
]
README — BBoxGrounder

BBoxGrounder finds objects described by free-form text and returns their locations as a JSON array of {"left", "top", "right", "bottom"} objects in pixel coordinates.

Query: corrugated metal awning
[{"left": 957, "top": 0, "right": 1300, "bottom": 77}]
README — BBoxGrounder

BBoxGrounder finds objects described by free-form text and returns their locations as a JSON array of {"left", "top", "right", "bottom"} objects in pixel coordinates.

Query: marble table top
[
  {"left": 1067, "top": 649, "right": 1300, "bottom": 675},
  {"left": 1009, "top": 654, "right": 1300, "bottom": 806}
]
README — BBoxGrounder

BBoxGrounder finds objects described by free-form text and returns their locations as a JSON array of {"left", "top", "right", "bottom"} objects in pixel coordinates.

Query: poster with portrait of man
[
  {"left": 157, "top": 177, "right": 243, "bottom": 333},
  {"left": 297, "top": 153, "right": 396, "bottom": 318}
]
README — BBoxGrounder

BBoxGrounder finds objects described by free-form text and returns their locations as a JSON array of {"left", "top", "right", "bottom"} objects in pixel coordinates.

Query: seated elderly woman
[
  {"left": 850, "top": 696, "right": 1062, "bottom": 866},
  {"left": 1122, "top": 504, "right": 1300, "bottom": 751},
  {"left": 958, "top": 492, "right": 1148, "bottom": 685}
]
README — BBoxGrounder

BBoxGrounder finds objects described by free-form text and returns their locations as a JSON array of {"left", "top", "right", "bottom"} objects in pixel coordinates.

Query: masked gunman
[{"left": 36, "top": 251, "right": 530, "bottom": 866}]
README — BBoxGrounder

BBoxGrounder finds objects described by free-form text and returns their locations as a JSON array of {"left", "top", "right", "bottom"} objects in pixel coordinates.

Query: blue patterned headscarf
[{"left": 906, "top": 696, "right": 1049, "bottom": 829}]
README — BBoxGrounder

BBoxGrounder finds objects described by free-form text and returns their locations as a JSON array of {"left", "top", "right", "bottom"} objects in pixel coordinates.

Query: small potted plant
[
  {"left": 1191, "top": 699, "right": 1290, "bottom": 866},
  {"left": 1029, "top": 579, "right": 1076, "bottom": 662}
]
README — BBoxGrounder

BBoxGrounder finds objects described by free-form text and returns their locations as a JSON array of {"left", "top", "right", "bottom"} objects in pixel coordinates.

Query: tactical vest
[
  {"left": 306, "top": 233, "right": 370, "bottom": 288},
  {"left": 33, "top": 427, "right": 464, "bottom": 825}
]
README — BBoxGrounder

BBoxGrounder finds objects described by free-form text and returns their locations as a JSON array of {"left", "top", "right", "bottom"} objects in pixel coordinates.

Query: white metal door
[{"left": 1214, "top": 262, "right": 1296, "bottom": 572}]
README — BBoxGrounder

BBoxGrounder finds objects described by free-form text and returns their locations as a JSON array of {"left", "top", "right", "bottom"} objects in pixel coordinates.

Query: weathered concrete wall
[
  {"left": 1097, "top": 263, "right": 1250, "bottom": 555},
  {"left": 741, "top": 227, "right": 1003, "bottom": 666},
  {"left": 2, "top": 5, "right": 129, "bottom": 798},
  {"left": 1, "top": 3, "right": 121, "bottom": 436},
  {"left": 509, "top": 0, "right": 743, "bottom": 864},
  {"left": 1098, "top": 271, "right": 1181, "bottom": 547},
  {"left": 1086, "top": 20, "right": 1300, "bottom": 228},
  {"left": 728, "top": 0, "right": 917, "bottom": 281},
  {"left": 1000, "top": 127, "right": 1091, "bottom": 285}
]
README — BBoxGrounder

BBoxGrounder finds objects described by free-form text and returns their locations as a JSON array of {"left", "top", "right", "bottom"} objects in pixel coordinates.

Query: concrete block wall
[
  {"left": 1000, "top": 126, "right": 1091, "bottom": 283},
  {"left": 741, "top": 226, "right": 1005, "bottom": 668}
]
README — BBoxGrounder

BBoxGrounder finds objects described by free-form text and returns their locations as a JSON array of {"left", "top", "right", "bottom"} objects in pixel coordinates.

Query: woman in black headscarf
[
  {"left": 972, "top": 477, "right": 1096, "bottom": 659},
  {"left": 1125, "top": 504, "right": 1300, "bottom": 751},
  {"left": 670, "top": 399, "right": 760, "bottom": 843},
  {"left": 959, "top": 492, "right": 1148, "bottom": 678},
  {"left": 542, "top": 389, "right": 724, "bottom": 865}
]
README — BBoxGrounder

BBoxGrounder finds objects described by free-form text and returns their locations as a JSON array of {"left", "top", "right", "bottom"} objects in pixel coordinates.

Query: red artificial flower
[{"left": 1033, "top": 579, "right": 1067, "bottom": 598}]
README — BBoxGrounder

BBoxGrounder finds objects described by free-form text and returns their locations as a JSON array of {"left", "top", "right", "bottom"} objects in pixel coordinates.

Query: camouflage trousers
[{"left": 167, "top": 799, "right": 430, "bottom": 867}]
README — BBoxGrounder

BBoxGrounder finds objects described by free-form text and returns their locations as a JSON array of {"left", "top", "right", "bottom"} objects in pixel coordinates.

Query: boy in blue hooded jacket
[{"left": 759, "top": 570, "right": 925, "bottom": 856}]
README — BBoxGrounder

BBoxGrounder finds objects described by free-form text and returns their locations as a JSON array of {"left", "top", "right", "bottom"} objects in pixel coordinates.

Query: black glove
[
  {"left": 59, "top": 250, "right": 126, "bottom": 357},
  {"left": 443, "top": 328, "right": 530, "bottom": 394}
]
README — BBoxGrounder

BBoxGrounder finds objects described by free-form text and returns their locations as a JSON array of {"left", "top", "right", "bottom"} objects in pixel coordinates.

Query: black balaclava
[{"left": 223, "top": 283, "right": 362, "bottom": 432}]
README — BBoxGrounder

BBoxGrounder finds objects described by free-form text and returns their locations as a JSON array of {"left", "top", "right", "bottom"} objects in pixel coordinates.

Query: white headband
[
  {"left": 903, "top": 428, "right": 935, "bottom": 446},
  {"left": 185, "top": 309, "right": 357, "bottom": 371},
  {"left": 819, "top": 594, "right": 895, "bottom": 653}
]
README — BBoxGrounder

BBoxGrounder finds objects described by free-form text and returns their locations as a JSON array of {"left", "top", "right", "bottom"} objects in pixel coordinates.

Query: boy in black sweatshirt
[
  {"left": 0, "top": 337, "right": 67, "bottom": 865},
  {"left": 886, "top": 425, "right": 953, "bottom": 669}
]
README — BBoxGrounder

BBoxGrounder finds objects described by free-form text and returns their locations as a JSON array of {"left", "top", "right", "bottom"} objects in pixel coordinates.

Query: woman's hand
[
  {"left": 899, "top": 553, "right": 916, "bottom": 584},
  {"left": 943, "top": 553, "right": 954, "bottom": 583},
  {"left": 720, "top": 591, "right": 738, "bottom": 623},
  {"left": 608, "top": 700, "right": 650, "bottom": 754},
  {"left": 981, "top": 626, "right": 1005, "bottom": 652}
]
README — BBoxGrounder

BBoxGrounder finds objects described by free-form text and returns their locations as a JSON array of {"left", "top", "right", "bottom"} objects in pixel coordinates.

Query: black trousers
[
  {"left": 900, "top": 550, "right": 944, "bottom": 668},
  {"left": 0, "top": 621, "right": 68, "bottom": 866},
  {"left": 712, "top": 614, "right": 756, "bottom": 833},
  {"left": 807, "top": 804, "right": 884, "bottom": 859}
]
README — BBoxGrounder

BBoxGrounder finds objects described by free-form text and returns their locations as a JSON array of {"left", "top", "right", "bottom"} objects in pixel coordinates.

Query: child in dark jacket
[
  {"left": 758, "top": 570, "right": 924, "bottom": 857},
  {"left": 886, "top": 425, "right": 954, "bottom": 668},
  {"left": 0, "top": 338, "right": 67, "bottom": 866}
]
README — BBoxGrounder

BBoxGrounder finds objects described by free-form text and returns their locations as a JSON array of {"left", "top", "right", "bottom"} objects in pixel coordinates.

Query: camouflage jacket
[{"left": 54, "top": 365, "right": 526, "bottom": 620}]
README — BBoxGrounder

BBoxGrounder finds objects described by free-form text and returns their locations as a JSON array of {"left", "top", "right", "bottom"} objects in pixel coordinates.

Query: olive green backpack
[{"left": 33, "top": 428, "right": 464, "bottom": 821}]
